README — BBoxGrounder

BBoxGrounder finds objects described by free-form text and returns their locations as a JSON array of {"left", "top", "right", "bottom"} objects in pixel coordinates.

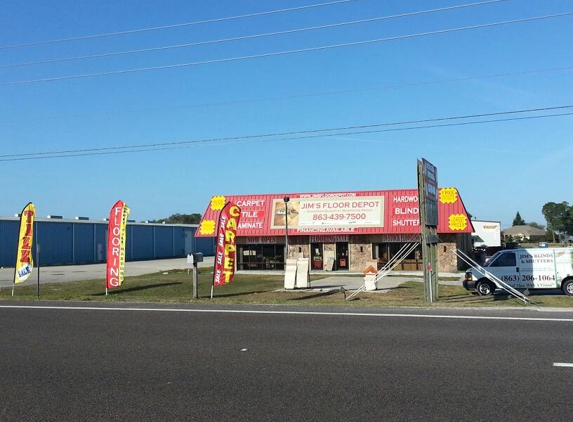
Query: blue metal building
[{"left": 0, "top": 217, "right": 215, "bottom": 268}]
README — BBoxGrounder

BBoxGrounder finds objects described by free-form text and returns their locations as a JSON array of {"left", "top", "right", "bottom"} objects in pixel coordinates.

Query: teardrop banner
[
  {"left": 106, "top": 200, "right": 130, "bottom": 292},
  {"left": 213, "top": 202, "right": 241, "bottom": 287},
  {"left": 14, "top": 202, "right": 36, "bottom": 285}
]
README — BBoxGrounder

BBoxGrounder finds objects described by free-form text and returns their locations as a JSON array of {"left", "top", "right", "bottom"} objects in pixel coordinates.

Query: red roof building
[{"left": 197, "top": 188, "right": 473, "bottom": 272}]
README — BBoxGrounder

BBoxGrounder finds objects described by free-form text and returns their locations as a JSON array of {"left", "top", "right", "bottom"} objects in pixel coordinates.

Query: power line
[
  {"left": 4, "top": 64, "right": 571, "bottom": 123},
  {"left": 0, "top": 0, "right": 361, "bottom": 50},
  {"left": 2, "top": 112, "right": 571, "bottom": 162},
  {"left": 1, "top": 105, "right": 571, "bottom": 161},
  {"left": 2, "top": 12, "right": 570, "bottom": 87},
  {"left": 0, "top": 0, "right": 516, "bottom": 69},
  {"left": 155, "top": 110, "right": 573, "bottom": 158}
]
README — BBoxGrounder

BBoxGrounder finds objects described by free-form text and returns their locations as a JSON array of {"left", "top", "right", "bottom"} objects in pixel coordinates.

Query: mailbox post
[{"left": 188, "top": 253, "right": 203, "bottom": 299}]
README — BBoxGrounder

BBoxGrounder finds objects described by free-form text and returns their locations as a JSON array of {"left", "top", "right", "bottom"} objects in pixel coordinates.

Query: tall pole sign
[{"left": 417, "top": 158, "right": 439, "bottom": 302}]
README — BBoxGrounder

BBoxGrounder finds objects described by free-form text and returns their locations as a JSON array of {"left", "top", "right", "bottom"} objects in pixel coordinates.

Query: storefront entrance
[
  {"left": 336, "top": 242, "right": 349, "bottom": 270},
  {"left": 311, "top": 243, "right": 324, "bottom": 270},
  {"left": 373, "top": 243, "right": 422, "bottom": 271},
  {"left": 238, "top": 244, "right": 285, "bottom": 271}
]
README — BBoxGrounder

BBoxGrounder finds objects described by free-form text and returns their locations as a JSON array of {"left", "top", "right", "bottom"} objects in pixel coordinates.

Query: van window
[{"left": 489, "top": 252, "right": 516, "bottom": 267}]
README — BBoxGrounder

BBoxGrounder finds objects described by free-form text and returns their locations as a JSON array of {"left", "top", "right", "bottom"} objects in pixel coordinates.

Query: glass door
[
  {"left": 311, "top": 243, "right": 323, "bottom": 270},
  {"left": 336, "top": 242, "right": 349, "bottom": 270}
]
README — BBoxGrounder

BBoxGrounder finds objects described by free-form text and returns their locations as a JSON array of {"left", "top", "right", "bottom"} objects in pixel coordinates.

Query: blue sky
[{"left": 1, "top": 0, "right": 571, "bottom": 228}]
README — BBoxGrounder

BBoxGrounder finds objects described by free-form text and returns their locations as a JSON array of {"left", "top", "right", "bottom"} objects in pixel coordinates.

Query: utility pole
[{"left": 284, "top": 196, "right": 290, "bottom": 262}]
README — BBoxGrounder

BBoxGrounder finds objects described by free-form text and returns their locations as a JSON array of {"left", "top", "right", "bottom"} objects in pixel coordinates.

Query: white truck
[{"left": 463, "top": 247, "right": 573, "bottom": 296}]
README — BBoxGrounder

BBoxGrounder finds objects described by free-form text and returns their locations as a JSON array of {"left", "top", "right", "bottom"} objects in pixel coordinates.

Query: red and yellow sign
[
  {"left": 196, "top": 188, "right": 474, "bottom": 237},
  {"left": 213, "top": 202, "right": 241, "bottom": 286},
  {"left": 106, "top": 200, "right": 130, "bottom": 289},
  {"left": 14, "top": 202, "right": 36, "bottom": 284},
  {"left": 449, "top": 214, "right": 468, "bottom": 231},
  {"left": 440, "top": 188, "right": 458, "bottom": 204}
]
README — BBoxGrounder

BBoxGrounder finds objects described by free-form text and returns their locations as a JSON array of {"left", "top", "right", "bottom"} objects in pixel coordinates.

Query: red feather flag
[{"left": 213, "top": 202, "right": 241, "bottom": 286}]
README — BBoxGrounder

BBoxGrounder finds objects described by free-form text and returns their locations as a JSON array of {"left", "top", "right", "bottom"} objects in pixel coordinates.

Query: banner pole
[
  {"left": 13, "top": 208, "right": 20, "bottom": 297},
  {"left": 12, "top": 261, "right": 18, "bottom": 297},
  {"left": 211, "top": 202, "right": 230, "bottom": 300},
  {"left": 12, "top": 242, "right": 16, "bottom": 295},
  {"left": 12, "top": 231, "right": 16, "bottom": 297},
  {"left": 36, "top": 249, "right": 40, "bottom": 299},
  {"left": 12, "top": 204, "right": 24, "bottom": 298},
  {"left": 36, "top": 221, "right": 40, "bottom": 299}
]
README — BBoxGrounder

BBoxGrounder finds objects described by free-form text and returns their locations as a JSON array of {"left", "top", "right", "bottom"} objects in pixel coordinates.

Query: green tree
[
  {"left": 542, "top": 201, "right": 571, "bottom": 242},
  {"left": 546, "top": 228, "right": 556, "bottom": 243},
  {"left": 157, "top": 213, "right": 202, "bottom": 224},
  {"left": 512, "top": 211, "right": 526, "bottom": 226},
  {"left": 565, "top": 207, "right": 573, "bottom": 237}
]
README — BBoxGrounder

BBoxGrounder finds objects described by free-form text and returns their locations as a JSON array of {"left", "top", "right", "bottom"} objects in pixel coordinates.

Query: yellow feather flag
[{"left": 14, "top": 202, "right": 36, "bottom": 284}]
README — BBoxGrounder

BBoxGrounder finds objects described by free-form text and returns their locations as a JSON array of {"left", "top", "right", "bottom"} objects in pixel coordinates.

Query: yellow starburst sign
[
  {"left": 440, "top": 188, "right": 458, "bottom": 204},
  {"left": 449, "top": 214, "right": 468, "bottom": 231},
  {"left": 210, "top": 196, "right": 226, "bottom": 211},
  {"left": 200, "top": 220, "right": 216, "bottom": 235}
]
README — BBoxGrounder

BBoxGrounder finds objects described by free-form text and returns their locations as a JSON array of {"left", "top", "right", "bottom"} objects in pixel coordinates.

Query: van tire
[
  {"left": 476, "top": 279, "right": 495, "bottom": 296},
  {"left": 562, "top": 279, "right": 573, "bottom": 296}
]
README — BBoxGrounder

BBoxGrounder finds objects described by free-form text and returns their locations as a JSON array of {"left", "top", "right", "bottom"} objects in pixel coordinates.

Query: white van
[{"left": 463, "top": 248, "right": 573, "bottom": 296}]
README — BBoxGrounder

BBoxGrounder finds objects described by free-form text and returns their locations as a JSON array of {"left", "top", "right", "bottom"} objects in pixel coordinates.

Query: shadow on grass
[
  {"left": 440, "top": 294, "right": 492, "bottom": 304},
  {"left": 391, "top": 286, "right": 410, "bottom": 290},
  {"left": 289, "top": 291, "right": 340, "bottom": 301},
  {"left": 210, "top": 290, "right": 269, "bottom": 298},
  {"left": 92, "top": 282, "right": 183, "bottom": 296}
]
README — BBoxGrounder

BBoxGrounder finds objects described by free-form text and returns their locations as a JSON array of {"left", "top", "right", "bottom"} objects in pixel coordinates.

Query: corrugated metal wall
[
  {"left": 129, "top": 225, "right": 153, "bottom": 260},
  {"left": 37, "top": 221, "right": 74, "bottom": 265},
  {"left": 0, "top": 218, "right": 215, "bottom": 267},
  {"left": 155, "top": 226, "right": 175, "bottom": 259},
  {"left": 0, "top": 220, "right": 19, "bottom": 267},
  {"left": 195, "top": 236, "right": 216, "bottom": 256},
  {"left": 73, "top": 223, "right": 95, "bottom": 263}
]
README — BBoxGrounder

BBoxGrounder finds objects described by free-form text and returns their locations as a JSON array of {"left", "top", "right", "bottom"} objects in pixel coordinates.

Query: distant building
[
  {"left": 0, "top": 216, "right": 215, "bottom": 268},
  {"left": 471, "top": 220, "right": 501, "bottom": 248},
  {"left": 501, "top": 225, "right": 546, "bottom": 241}
]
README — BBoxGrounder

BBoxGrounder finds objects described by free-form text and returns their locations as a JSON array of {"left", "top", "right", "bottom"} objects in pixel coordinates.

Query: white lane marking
[
  {"left": 1, "top": 304, "right": 573, "bottom": 322},
  {"left": 553, "top": 363, "right": 573, "bottom": 367}
]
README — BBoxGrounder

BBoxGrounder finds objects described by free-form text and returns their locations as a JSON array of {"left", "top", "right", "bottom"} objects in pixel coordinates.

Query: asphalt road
[{"left": 2, "top": 303, "right": 573, "bottom": 421}]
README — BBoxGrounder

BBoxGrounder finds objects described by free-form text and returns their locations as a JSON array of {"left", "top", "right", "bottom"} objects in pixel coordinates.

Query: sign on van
[{"left": 465, "top": 247, "right": 573, "bottom": 295}]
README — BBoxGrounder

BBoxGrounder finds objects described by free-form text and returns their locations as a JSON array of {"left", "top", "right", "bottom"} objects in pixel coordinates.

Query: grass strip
[{"left": 2, "top": 269, "right": 572, "bottom": 308}]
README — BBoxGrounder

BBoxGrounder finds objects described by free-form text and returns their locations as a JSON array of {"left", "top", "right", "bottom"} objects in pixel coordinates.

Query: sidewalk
[
  {"left": 301, "top": 274, "right": 462, "bottom": 293},
  {"left": 308, "top": 275, "right": 408, "bottom": 292}
]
